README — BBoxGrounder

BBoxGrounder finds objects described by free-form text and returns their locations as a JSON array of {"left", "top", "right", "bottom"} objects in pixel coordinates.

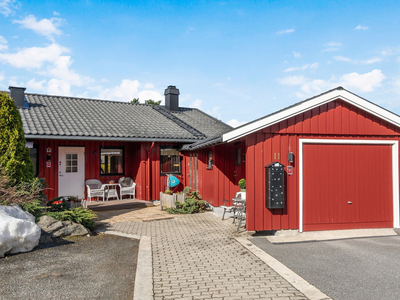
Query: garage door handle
[{"left": 348, "top": 201, "right": 352, "bottom": 204}]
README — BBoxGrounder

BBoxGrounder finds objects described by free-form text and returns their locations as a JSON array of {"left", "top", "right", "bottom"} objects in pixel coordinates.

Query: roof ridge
[{"left": 152, "top": 105, "right": 207, "bottom": 139}]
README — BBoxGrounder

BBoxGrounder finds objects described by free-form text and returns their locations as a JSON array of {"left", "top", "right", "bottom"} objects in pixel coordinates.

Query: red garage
[{"left": 190, "top": 87, "right": 400, "bottom": 232}]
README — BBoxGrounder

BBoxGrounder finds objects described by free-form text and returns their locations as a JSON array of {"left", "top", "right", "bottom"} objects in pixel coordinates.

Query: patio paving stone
[{"left": 100, "top": 209, "right": 308, "bottom": 300}]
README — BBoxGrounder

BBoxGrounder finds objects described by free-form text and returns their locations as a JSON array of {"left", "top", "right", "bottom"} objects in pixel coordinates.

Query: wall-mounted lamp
[{"left": 288, "top": 152, "right": 294, "bottom": 163}]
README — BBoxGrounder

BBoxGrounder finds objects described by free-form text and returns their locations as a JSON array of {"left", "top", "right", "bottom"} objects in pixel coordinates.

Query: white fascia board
[{"left": 223, "top": 89, "right": 400, "bottom": 143}]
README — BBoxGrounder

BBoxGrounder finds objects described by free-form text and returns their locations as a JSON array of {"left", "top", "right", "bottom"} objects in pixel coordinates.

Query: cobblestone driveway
[{"left": 103, "top": 211, "right": 307, "bottom": 300}]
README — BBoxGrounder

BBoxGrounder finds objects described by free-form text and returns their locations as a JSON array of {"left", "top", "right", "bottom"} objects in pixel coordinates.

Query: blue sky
[{"left": 1, "top": 0, "right": 400, "bottom": 127}]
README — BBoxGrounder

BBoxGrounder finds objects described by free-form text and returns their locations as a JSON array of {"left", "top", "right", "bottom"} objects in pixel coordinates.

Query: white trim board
[
  {"left": 223, "top": 88, "right": 400, "bottom": 143},
  {"left": 298, "top": 139, "right": 399, "bottom": 233}
]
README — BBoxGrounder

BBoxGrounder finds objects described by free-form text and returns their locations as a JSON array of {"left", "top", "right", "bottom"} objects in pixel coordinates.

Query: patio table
[{"left": 103, "top": 183, "right": 120, "bottom": 201}]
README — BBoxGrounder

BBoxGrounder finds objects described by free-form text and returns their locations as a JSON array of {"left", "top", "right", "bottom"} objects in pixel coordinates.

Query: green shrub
[
  {"left": 45, "top": 207, "right": 97, "bottom": 230},
  {"left": 47, "top": 196, "right": 78, "bottom": 212},
  {"left": 20, "top": 199, "right": 46, "bottom": 221},
  {"left": 0, "top": 175, "right": 46, "bottom": 206},
  {"left": 238, "top": 178, "right": 246, "bottom": 190},
  {"left": 0, "top": 92, "right": 34, "bottom": 183},
  {"left": 166, "top": 188, "right": 208, "bottom": 214}
]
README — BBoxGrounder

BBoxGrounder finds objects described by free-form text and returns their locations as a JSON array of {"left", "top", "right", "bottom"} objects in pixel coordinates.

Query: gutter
[{"left": 24, "top": 135, "right": 201, "bottom": 143}]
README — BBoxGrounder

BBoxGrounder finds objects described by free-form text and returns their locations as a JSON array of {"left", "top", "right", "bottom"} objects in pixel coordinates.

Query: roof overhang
[
  {"left": 24, "top": 134, "right": 201, "bottom": 143},
  {"left": 222, "top": 87, "right": 400, "bottom": 143}
]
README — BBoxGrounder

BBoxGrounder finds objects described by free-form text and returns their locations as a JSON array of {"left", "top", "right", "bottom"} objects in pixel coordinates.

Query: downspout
[{"left": 146, "top": 142, "right": 154, "bottom": 200}]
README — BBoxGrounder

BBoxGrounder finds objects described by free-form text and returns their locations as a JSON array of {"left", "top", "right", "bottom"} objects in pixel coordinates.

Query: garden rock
[
  {"left": 0, "top": 205, "right": 41, "bottom": 258},
  {"left": 37, "top": 215, "right": 58, "bottom": 228},
  {"left": 38, "top": 215, "right": 91, "bottom": 240},
  {"left": 52, "top": 224, "right": 90, "bottom": 238}
]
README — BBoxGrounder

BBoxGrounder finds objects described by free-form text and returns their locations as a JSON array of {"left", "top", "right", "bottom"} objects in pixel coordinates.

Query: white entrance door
[{"left": 58, "top": 147, "right": 85, "bottom": 199}]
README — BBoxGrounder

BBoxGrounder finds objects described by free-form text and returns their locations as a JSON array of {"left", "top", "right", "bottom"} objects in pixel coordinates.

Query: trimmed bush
[
  {"left": 45, "top": 207, "right": 97, "bottom": 230},
  {"left": 0, "top": 92, "right": 34, "bottom": 183},
  {"left": 167, "top": 188, "right": 208, "bottom": 214}
]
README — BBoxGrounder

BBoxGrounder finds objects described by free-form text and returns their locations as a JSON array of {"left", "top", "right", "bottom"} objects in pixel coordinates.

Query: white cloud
[
  {"left": 13, "top": 15, "right": 63, "bottom": 41},
  {"left": 47, "top": 78, "right": 71, "bottom": 95},
  {"left": 363, "top": 57, "right": 383, "bottom": 64},
  {"left": 278, "top": 75, "right": 308, "bottom": 85},
  {"left": 227, "top": 119, "right": 247, "bottom": 128},
  {"left": 53, "top": 11, "right": 60, "bottom": 16},
  {"left": 282, "top": 69, "right": 385, "bottom": 98},
  {"left": 293, "top": 51, "right": 301, "bottom": 58},
  {"left": 323, "top": 42, "right": 342, "bottom": 52},
  {"left": 334, "top": 55, "right": 382, "bottom": 64},
  {"left": 276, "top": 29, "right": 294, "bottom": 35},
  {"left": 355, "top": 25, "right": 369, "bottom": 30},
  {"left": 334, "top": 56, "right": 352, "bottom": 62},
  {"left": 284, "top": 63, "right": 318, "bottom": 73},
  {"left": 339, "top": 69, "right": 385, "bottom": 92},
  {"left": 0, "top": 43, "right": 69, "bottom": 69},
  {"left": 0, "top": 0, "right": 16, "bottom": 17},
  {"left": 190, "top": 99, "right": 202, "bottom": 109},
  {"left": 98, "top": 79, "right": 163, "bottom": 102},
  {"left": 0, "top": 35, "right": 8, "bottom": 51},
  {"left": 26, "top": 78, "right": 46, "bottom": 91}
]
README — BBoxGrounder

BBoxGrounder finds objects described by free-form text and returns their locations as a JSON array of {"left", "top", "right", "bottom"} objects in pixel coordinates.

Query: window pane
[
  {"left": 66, "top": 166, "right": 71, "bottom": 173},
  {"left": 72, "top": 167, "right": 78, "bottom": 173},
  {"left": 72, "top": 154, "right": 77, "bottom": 159},
  {"left": 160, "top": 148, "right": 181, "bottom": 174},
  {"left": 100, "top": 148, "right": 124, "bottom": 175},
  {"left": 72, "top": 160, "right": 77, "bottom": 166},
  {"left": 66, "top": 160, "right": 71, "bottom": 167},
  {"left": 29, "top": 148, "right": 38, "bottom": 177},
  {"left": 66, "top": 154, "right": 71, "bottom": 159}
]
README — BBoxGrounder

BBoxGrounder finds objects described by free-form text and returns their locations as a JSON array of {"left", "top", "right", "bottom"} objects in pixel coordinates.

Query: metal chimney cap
[
  {"left": 164, "top": 85, "right": 180, "bottom": 95},
  {"left": 9, "top": 86, "right": 26, "bottom": 91}
]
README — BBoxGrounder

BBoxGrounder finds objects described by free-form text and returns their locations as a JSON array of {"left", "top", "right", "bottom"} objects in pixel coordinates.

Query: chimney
[
  {"left": 9, "top": 86, "right": 26, "bottom": 108},
  {"left": 164, "top": 85, "right": 180, "bottom": 112}
]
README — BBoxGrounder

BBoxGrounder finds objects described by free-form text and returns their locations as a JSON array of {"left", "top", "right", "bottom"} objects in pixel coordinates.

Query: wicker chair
[
  {"left": 118, "top": 177, "right": 136, "bottom": 199},
  {"left": 85, "top": 179, "right": 105, "bottom": 202}
]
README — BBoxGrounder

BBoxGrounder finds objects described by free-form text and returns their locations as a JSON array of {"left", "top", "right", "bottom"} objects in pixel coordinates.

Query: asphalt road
[
  {"left": 0, "top": 234, "right": 139, "bottom": 300},
  {"left": 251, "top": 235, "right": 400, "bottom": 300}
]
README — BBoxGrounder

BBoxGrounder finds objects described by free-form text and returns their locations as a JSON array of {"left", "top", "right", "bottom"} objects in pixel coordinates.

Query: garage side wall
[{"left": 245, "top": 99, "right": 400, "bottom": 231}]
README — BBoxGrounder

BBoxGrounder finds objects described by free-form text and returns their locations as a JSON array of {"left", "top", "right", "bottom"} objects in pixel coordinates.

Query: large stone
[
  {"left": 0, "top": 205, "right": 41, "bottom": 258},
  {"left": 37, "top": 215, "right": 58, "bottom": 228},
  {"left": 44, "top": 221, "right": 64, "bottom": 234},
  {"left": 52, "top": 224, "right": 90, "bottom": 238}
]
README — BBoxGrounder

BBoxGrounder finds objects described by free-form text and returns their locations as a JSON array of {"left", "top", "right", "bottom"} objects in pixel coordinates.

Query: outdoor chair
[
  {"left": 221, "top": 192, "right": 241, "bottom": 221},
  {"left": 236, "top": 200, "right": 246, "bottom": 232},
  {"left": 85, "top": 179, "right": 105, "bottom": 202},
  {"left": 118, "top": 177, "right": 136, "bottom": 199}
]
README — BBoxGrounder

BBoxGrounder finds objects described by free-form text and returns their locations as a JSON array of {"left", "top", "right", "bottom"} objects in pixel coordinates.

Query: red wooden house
[
  {"left": 11, "top": 85, "right": 232, "bottom": 201},
  {"left": 185, "top": 87, "right": 400, "bottom": 232},
  {"left": 13, "top": 84, "right": 400, "bottom": 232}
]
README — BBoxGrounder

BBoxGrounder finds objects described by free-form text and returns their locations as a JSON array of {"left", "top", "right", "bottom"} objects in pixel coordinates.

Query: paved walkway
[{"left": 100, "top": 210, "right": 308, "bottom": 300}]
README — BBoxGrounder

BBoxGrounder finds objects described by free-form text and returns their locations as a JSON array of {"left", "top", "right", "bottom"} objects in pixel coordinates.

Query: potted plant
[{"left": 238, "top": 178, "right": 246, "bottom": 200}]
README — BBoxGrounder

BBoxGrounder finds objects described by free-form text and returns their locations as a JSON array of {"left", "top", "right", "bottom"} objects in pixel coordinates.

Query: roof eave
[{"left": 24, "top": 134, "right": 201, "bottom": 143}]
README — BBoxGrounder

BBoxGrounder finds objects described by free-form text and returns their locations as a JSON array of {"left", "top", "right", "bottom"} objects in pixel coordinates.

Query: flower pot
[{"left": 240, "top": 190, "right": 246, "bottom": 200}]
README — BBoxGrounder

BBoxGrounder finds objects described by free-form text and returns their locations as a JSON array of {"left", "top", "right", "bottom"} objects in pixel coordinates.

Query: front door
[{"left": 58, "top": 147, "right": 85, "bottom": 199}]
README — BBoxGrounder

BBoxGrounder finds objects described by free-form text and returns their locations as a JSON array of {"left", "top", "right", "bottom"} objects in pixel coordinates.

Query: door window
[{"left": 66, "top": 154, "right": 78, "bottom": 173}]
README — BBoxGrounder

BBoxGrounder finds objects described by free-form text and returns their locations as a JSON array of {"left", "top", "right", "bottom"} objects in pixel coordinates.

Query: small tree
[
  {"left": 131, "top": 98, "right": 139, "bottom": 104},
  {"left": 0, "top": 92, "right": 34, "bottom": 183},
  {"left": 145, "top": 99, "right": 161, "bottom": 105}
]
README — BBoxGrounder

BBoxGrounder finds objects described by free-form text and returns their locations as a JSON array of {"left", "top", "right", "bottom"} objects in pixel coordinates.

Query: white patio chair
[
  {"left": 85, "top": 179, "right": 105, "bottom": 202},
  {"left": 118, "top": 177, "right": 136, "bottom": 199},
  {"left": 221, "top": 192, "right": 241, "bottom": 221}
]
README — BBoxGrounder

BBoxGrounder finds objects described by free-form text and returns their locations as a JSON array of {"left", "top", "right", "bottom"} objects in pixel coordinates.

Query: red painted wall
[
  {"left": 182, "top": 142, "right": 246, "bottom": 207},
  {"left": 34, "top": 139, "right": 185, "bottom": 201},
  {"left": 243, "top": 99, "right": 400, "bottom": 231}
]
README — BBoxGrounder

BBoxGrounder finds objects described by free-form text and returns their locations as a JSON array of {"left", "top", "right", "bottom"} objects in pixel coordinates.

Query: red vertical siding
[{"left": 233, "top": 99, "right": 400, "bottom": 231}]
